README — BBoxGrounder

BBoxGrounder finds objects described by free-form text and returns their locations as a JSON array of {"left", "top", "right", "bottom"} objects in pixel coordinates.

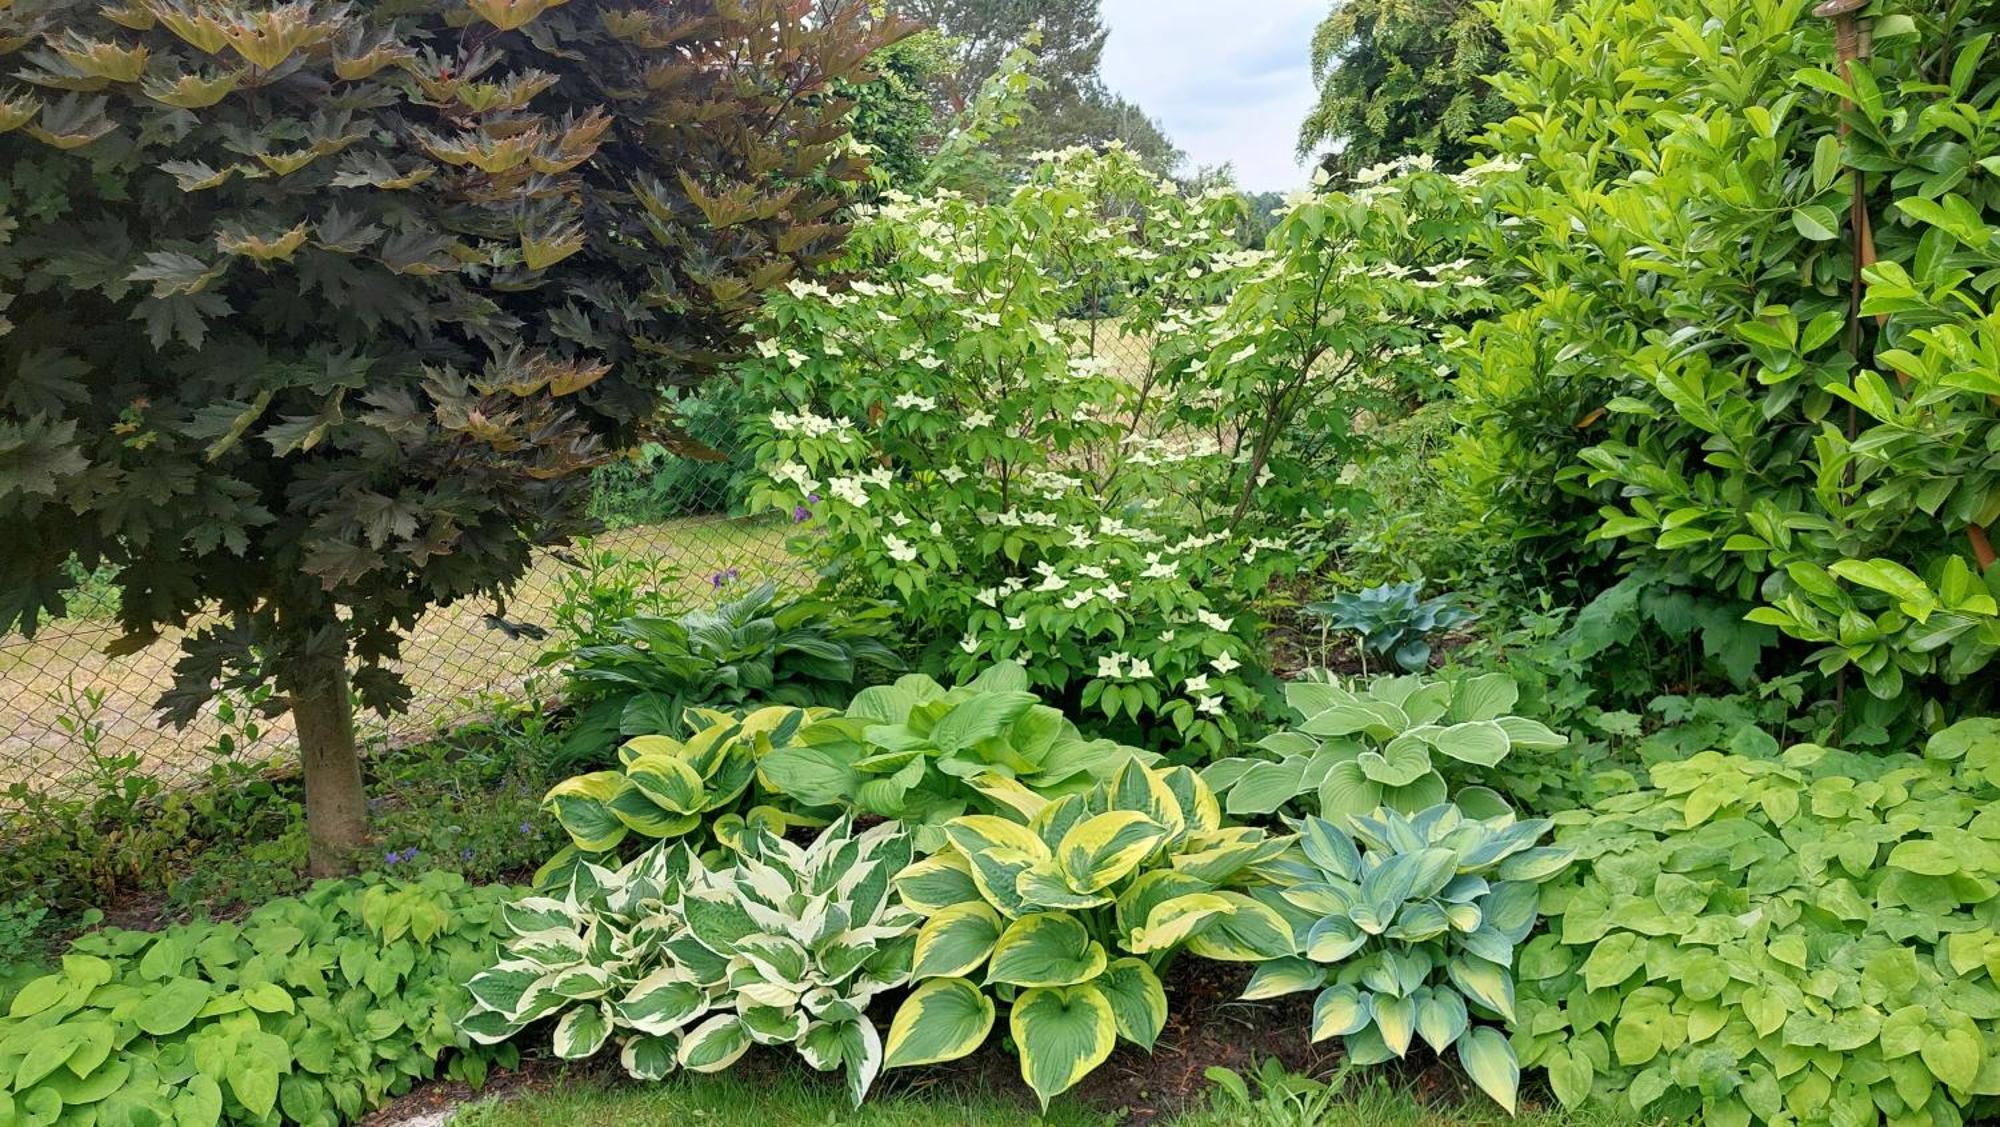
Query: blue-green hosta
[
  {"left": 540, "top": 705, "right": 827, "bottom": 871},
  {"left": 461, "top": 819, "right": 917, "bottom": 1104},
  {"left": 1519, "top": 725, "right": 2000, "bottom": 1126},
  {"left": 1241, "top": 805, "right": 1570, "bottom": 1113},
  {"left": 758, "top": 662, "right": 1155, "bottom": 849},
  {"left": 882, "top": 759, "right": 1293, "bottom": 1109},
  {"left": 1202, "top": 672, "right": 1565, "bottom": 822}
]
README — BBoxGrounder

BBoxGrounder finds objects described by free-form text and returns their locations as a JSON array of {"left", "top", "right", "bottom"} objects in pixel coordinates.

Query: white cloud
[{"left": 1099, "top": 0, "right": 1324, "bottom": 193}]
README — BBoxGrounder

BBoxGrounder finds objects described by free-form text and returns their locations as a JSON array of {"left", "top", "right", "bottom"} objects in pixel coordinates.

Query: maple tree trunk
[{"left": 284, "top": 644, "right": 367, "bottom": 877}]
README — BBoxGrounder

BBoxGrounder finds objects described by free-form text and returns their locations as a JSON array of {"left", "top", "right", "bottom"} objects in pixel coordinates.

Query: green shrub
[
  {"left": 0, "top": 872, "right": 515, "bottom": 1126},
  {"left": 551, "top": 582, "right": 903, "bottom": 768},
  {"left": 1517, "top": 725, "right": 2000, "bottom": 1126},
  {"left": 1241, "top": 805, "right": 1570, "bottom": 1113},
  {"left": 1202, "top": 672, "right": 1565, "bottom": 823},
  {"left": 882, "top": 759, "right": 1292, "bottom": 1109},
  {"left": 757, "top": 662, "right": 1155, "bottom": 848},
  {"left": 1453, "top": 0, "right": 2000, "bottom": 719},
  {"left": 462, "top": 819, "right": 917, "bottom": 1105}
]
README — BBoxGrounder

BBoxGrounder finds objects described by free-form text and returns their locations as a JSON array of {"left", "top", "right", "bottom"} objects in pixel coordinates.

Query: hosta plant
[
  {"left": 550, "top": 582, "right": 904, "bottom": 766},
  {"left": 1202, "top": 672, "right": 1565, "bottom": 822},
  {"left": 0, "top": 872, "right": 515, "bottom": 1126},
  {"left": 1304, "top": 582, "right": 1477, "bottom": 673},
  {"left": 1519, "top": 725, "right": 2000, "bottom": 1126},
  {"left": 539, "top": 706, "right": 827, "bottom": 879},
  {"left": 757, "top": 662, "right": 1155, "bottom": 849},
  {"left": 462, "top": 819, "right": 917, "bottom": 1104},
  {"left": 1241, "top": 805, "right": 1571, "bottom": 1113},
  {"left": 882, "top": 759, "right": 1294, "bottom": 1108}
]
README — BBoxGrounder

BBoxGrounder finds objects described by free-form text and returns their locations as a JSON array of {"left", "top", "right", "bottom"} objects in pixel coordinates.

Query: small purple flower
[
  {"left": 710, "top": 567, "right": 741, "bottom": 589},
  {"left": 518, "top": 821, "right": 533, "bottom": 835},
  {"left": 460, "top": 847, "right": 475, "bottom": 861},
  {"left": 792, "top": 505, "right": 813, "bottom": 523},
  {"left": 807, "top": 492, "right": 821, "bottom": 503},
  {"left": 383, "top": 846, "right": 419, "bottom": 867}
]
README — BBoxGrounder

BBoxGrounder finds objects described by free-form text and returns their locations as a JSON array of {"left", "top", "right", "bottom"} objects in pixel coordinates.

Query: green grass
[
  {"left": 447, "top": 1065, "right": 1660, "bottom": 1127},
  {"left": 451, "top": 1067, "right": 1105, "bottom": 1127}
]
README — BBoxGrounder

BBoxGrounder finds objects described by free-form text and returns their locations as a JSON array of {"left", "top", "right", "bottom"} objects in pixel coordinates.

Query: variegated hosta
[
  {"left": 1241, "top": 804, "right": 1571, "bottom": 1113},
  {"left": 1202, "top": 672, "right": 1566, "bottom": 823},
  {"left": 883, "top": 759, "right": 1294, "bottom": 1109},
  {"left": 538, "top": 705, "right": 829, "bottom": 883},
  {"left": 460, "top": 818, "right": 918, "bottom": 1104}
]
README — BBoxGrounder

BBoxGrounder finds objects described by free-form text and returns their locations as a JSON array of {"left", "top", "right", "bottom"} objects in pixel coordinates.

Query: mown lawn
[{"left": 448, "top": 1067, "right": 1654, "bottom": 1127}]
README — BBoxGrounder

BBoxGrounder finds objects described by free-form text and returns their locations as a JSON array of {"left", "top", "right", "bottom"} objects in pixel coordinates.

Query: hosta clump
[
  {"left": 758, "top": 662, "right": 1156, "bottom": 849},
  {"left": 1518, "top": 723, "right": 2000, "bottom": 1127},
  {"left": 1304, "top": 582, "right": 1476, "bottom": 672},
  {"left": 549, "top": 582, "right": 904, "bottom": 767},
  {"left": 0, "top": 872, "right": 514, "bottom": 1126},
  {"left": 1202, "top": 672, "right": 1565, "bottom": 822},
  {"left": 1242, "top": 805, "right": 1570, "bottom": 1113},
  {"left": 882, "top": 759, "right": 1294, "bottom": 1108},
  {"left": 462, "top": 819, "right": 916, "bottom": 1104},
  {"left": 541, "top": 705, "right": 825, "bottom": 874}
]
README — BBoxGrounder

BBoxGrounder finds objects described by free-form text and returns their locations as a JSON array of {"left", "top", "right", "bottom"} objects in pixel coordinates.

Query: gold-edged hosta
[
  {"left": 884, "top": 759, "right": 1294, "bottom": 1108},
  {"left": 540, "top": 705, "right": 828, "bottom": 868}
]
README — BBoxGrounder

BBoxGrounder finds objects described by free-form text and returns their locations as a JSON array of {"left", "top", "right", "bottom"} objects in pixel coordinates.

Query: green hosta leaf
[
  {"left": 894, "top": 853, "right": 982, "bottom": 912},
  {"left": 1223, "top": 757, "right": 1309, "bottom": 815},
  {"left": 911, "top": 902, "right": 1004, "bottom": 980},
  {"left": 554, "top": 1001, "right": 613, "bottom": 1059},
  {"left": 1372, "top": 992, "right": 1416, "bottom": 1056},
  {"left": 677, "top": 1014, "right": 752, "bottom": 1073},
  {"left": 1184, "top": 892, "right": 1296, "bottom": 961},
  {"left": 1425, "top": 720, "right": 1511, "bottom": 767},
  {"left": 617, "top": 968, "right": 706, "bottom": 1035},
  {"left": 1242, "top": 956, "right": 1325, "bottom": 1000},
  {"left": 624, "top": 754, "right": 709, "bottom": 815},
  {"left": 1313, "top": 983, "right": 1370, "bottom": 1040},
  {"left": 620, "top": 1034, "right": 678, "bottom": 1080},
  {"left": 1128, "top": 891, "right": 1235, "bottom": 953},
  {"left": 944, "top": 816, "right": 1052, "bottom": 919},
  {"left": 1012, "top": 983, "right": 1118, "bottom": 1110},
  {"left": 1414, "top": 987, "right": 1469, "bottom": 1052},
  {"left": 1446, "top": 955, "right": 1514, "bottom": 1021},
  {"left": 1097, "top": 958, "right": 1168, "bottom": 1050},
  {"left": 1458, "top": 1026, "right": 1519, "bottom": 1114},
  {"left": 884, "top": 977, "right": 995, "bottom": 1068},
  {"left": 987, "top": 913, "right": 1108, "bottom": 988},
  {"left": 1356, "top": 734, "right": 1433, "bottom": 786},
  {"left": 545, "top": 772, "right": 629, "bottom": 852},
  {"left": 1056, "top": 811, "right": 1168, "bottom": 892}
]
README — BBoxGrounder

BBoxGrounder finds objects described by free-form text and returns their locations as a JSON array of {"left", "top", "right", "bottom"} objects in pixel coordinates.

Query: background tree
[
  {"left": 0, "top": 0, "right": 901, "bottom": 874},
  {"left": 891, "top": 0, "right": 1182, "bottom": 177},
  {"left": 1297, "top": 0, "right": 1506, "bottom": 176}
]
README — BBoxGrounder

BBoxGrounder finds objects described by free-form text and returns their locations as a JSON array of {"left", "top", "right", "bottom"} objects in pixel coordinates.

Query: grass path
[
  {"left": 0, "top": 516, "right": 797, "bottom": 807},
  {"left": 445, "top": 1067, "right": 1652, "bottom": 1127}
]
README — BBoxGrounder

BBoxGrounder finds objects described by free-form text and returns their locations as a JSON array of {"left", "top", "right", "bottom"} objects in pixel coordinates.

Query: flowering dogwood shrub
[{"left": 741, "top": 148, "right": 1484, "bottom": 754}]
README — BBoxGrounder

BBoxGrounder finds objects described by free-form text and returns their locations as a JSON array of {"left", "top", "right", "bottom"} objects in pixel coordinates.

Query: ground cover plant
[{"left": 0, "top": 871, "right": 516, "bottom": 1125}]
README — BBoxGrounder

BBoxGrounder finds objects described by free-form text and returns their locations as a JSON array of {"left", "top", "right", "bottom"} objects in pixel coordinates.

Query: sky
[{"left": 1099, "top": 0, "right": 1326, "bottom": 194}]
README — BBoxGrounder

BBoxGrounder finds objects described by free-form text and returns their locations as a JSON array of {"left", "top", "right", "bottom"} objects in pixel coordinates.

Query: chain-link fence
[{"left": 0, "top": 459, "right": 808, "bottom": 823}]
